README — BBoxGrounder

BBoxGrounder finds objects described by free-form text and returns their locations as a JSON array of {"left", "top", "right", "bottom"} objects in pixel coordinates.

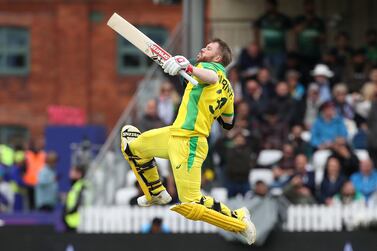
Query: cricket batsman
[{"left": 120, "top": 38, "right": 256, "bottom": 245}]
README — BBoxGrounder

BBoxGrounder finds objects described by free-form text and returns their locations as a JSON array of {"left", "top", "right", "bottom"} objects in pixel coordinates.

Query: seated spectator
[
  {"left": 352, "top": 82, "right": 375, "bottom": 120},
  {"left": 278, "top": 143, "right": 295, "bottom": 171},
  {"left": 156, "top": 81, "right": 179, "bottom": 125},
  {"left": 254, "top": 0, "right": 291, "bottom": 77},
  {"left": 352, "top": 122, "right": 368, "bottom": 150},
  {"left": 139, "top": 99, "right": 165, "bottom": 132},
  {"left": 286, "top": 70, "right": 305, "bottom": 101},
  {"left": 278, "top": 52, "right": 304, "bottom": 82},
  {"left": 367, "top": 98, "right": 377, "bottom": 168},
  {"left": 332, "top": 181, "right": 365, "bottom": 206},
  {"left": 228, "top": 67, "right": 243, "bottom": 104},
  {"left": 303, "top": 83, "right": 321, "bottom": 128},
  {"left": 35, "top": 151, "right": 59, "bottom": 212},
  {"left": 343, "top": 48, "right": 372, "bottom": 92},
  {"left": 244, "top": 79, "right": 268, "bottom": 121},
  {"left": 310, "top": 101, "right": 348, "bottom": 150},
  {"left": 288, "top": 124, "right": 312, "bottom": 157},
  {"left": 219, "top": 180, "right": 280, "bottom": 246},
  {"left": 237, "top": 42, "right": 265, "bottom": 81},
  {"left": 330, "top": 137, "right": 359, "bottom": 177},
  {"left": 311, "top": 64, "right": 333, "bottom": 103},
  {"left": 271, "top": 165, "right": 291, "bottom": 190},
  {"left": 350, "top": 158, "right": 377, "bottom": 200},
  {"left": 293, "top": 0, "right": 325, "bottom": 69},
  {"left": 270, "top": 81, "right": 296, "bottom": 125},
  {"left": 319, "top": 157, "right": 346, "bottom": 205},
  {"left": 333, "top": 83, "right": 354, "bottom": 120},
  {"left": 260, "top": 106, "right": 289, "bottom": 149},
  {"left": 321, "top": 49, "right": 343, "bottom": 84},
  {"left": 329, "top": 31, "right": 353, "bottom": 71},
  {"left": 257, "top": 68, "right": 275, "bottom": 98},
  {"left": 283, "top": 154, "right": 316, "bottom": 204},
  {"left": 222, "top": 131, "right": 254, "bottom": 198},
  {"left": 140, "top": 217, "right": 170, "bottom": 234},
  {"left": 362, "top": 29, "right": 377, "bottom": 65}
]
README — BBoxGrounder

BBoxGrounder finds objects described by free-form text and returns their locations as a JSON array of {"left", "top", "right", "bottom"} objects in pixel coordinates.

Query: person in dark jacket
[
  {"left": 330, "top": 137, "right": 359, "bottom": 177},
  {"left": 319, "top": 156, "right": 346, "bottom": 204}
]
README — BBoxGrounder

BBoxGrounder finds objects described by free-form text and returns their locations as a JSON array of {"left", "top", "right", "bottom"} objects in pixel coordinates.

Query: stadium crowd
[{"left": 128, "top": 0, "right": 377, "bottom": 211}]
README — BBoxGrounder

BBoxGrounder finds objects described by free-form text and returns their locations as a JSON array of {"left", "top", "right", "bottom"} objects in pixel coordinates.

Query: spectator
[
  {"left": 0, "top": 166, "right": 13, "bottom": 212},
  {"left": 352, "top": 82, "right": 375, "bottom": 120},
  {"left": 310, "top": 101, "right": 348, "bottom": 150},
  {"left": 278, "top": 143, "right": 295, "bottom": 172},
  {"left": 219, "top": 180, "right": 280, "bottom": 246},
  {"left": 237, "top": 42, "right": 265, "bottom": 81},
  {"left": 310, "top": 64, "right": 333, "bottom": 103},
  {"left": 332, "top": 181, "right": 365, "bottom": 206},
  {"left": 286, "top": 70, "right": 305, "bottom": 101},
  {"left": 63, "top": 166, "right": 86, "bottom": 232},
  {"left": 303, "top": 83, "right": 321, "bottom": 128},
  {"left": 329, "top": 31, "right": 354, "bottom": 71},
  {"left": 283, "top": 154, "right": 316, "bottom": 204},
  {"left": 367, "top": 96, "right": 377, "bottom": 167},
  {"left": 350, "top": 158, "right": 377, "bottom": 200},
  {"left": 257, "top": 67, "right": 275, "bottom": 98},
  {"left": 228, "top": 67, "right": 243, "bottom": 104},
  {"left": 343, "top": 49, "right": 372, "bottom": 92},
  {"left": 141, "top": 217, "right": 170, "bottom": 234},
  {"left": 260, "top": 106, "right": 289, "bottom": 149},
  {"left": 156, "top": 81, "right": 178, "bottom": 125},
  {"left": 244, "top": 79, "right": 268, "bottom": 121},
  {"left": 352, "top": 122, "right": 368, "bottom": 150},
  {"left": 23, "top": 139, "right": 46, "bottom": 210},
  {"left": 35, "top": 151, "right": 58, "bottom": 212},
  {"left": 362, "top": 29, "right": 377, "bottom": 65},
  {"left": 332, "top": 83, "right": 354, "bottom": 120},
  {"left": 288, "top": 124, "right": 312, "bottom": 157},
  {"left": 278, "top": 52, "right": 304, "bottom": 82},
  {"left": 330, "top": 137, "right": 359, "bottom": 177},
  {"left": 71, "top": 138, "right": 93, "bottom": 170},
  {"left": 293, "top": 0, "right": 325, "bottom": 69},
  {"left": 319, "top": 157, "right": 346, "bottom": 204},
  {"left": 270, "top": 81, "right": 296, "bottom": 125},
  {"left": 222, "top": 132, "right": 254, "bottom": 198},
  {"left": 139, "top": 99, "right": 165, "bottom": 132},
  {"left": 254, "top": 0, "right": 291, "bottom": 76},
  {"left": 321, "top": 49, "right": 343, "bottom": 84},
  {"left": 369, "top": 67, "right": 377, "bottom": 86},
  {"left": 8, "top": 155, "right": 27, "bottom": 212}
]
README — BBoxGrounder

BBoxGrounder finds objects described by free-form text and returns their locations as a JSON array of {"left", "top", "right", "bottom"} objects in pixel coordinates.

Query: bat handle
[{"left": 179, "top": 70, "right": 198, "bottom": 86}]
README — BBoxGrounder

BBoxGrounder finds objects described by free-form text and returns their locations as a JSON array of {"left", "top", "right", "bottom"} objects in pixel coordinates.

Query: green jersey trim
[
  {"left": 181, "top": 85, "right": 205, "bottom": 130},
  {"left": 188, "top": 136, "right": 199, "bottom": 171}
]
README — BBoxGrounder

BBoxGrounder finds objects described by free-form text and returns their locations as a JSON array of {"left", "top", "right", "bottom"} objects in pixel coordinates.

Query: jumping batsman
[{"left": 120, "top": 38, "right": 256, "bottom": 245}]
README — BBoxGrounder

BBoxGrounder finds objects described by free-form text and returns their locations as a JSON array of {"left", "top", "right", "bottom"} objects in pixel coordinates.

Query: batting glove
[{"left": 162, "top": 55, "right": 193, "bottom": 76}]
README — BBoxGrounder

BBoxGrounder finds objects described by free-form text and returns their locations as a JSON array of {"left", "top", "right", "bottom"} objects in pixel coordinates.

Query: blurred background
[{"left": 0, "top": 0, "right": 377, "bottom": 250}]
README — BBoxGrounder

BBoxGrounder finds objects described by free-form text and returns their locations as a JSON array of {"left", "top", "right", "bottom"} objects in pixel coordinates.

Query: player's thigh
[
  {"left": 168, "top": 136, "right": 208, "bottom": 202},
  {"left": 129, "top": 126, "right": 170, "bottom": 159}
]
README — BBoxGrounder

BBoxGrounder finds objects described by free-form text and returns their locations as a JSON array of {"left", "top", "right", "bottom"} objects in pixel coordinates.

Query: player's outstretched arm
[{"left": 162, "top": 55, "right": 218, "bottom": 84}]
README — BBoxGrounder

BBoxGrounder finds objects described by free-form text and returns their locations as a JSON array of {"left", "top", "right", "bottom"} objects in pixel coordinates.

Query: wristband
[{"left": 185, "top": 64, "right": 193, "bottom": 74}]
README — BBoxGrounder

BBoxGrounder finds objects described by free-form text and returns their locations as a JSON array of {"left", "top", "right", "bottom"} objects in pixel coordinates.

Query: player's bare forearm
[{"left": 192, "top": 67, "right": 218, "bottom": 84}]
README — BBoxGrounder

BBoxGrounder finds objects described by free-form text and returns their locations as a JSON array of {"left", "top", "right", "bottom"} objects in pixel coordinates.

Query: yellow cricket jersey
[{"left": 170, "top": 62, "right": 234, "bottom": 137}]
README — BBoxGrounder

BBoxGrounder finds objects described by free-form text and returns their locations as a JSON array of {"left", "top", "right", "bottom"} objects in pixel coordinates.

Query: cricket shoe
[
  {"left": 235, "top": 207, "right": 256, "bottom": 245},
  {"left": 137, "top": 190, "right": 172, "bottom": 207}
]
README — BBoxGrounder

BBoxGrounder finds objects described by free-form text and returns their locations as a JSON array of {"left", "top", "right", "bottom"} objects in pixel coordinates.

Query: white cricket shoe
[
  {"left": 137, "top": 190, "right": 172, "bottom": 207},
  {"left": 237, "top": 207, "right": 257, "bottom": 245}
]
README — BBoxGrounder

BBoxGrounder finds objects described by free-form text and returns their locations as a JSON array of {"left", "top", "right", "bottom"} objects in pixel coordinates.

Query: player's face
[{"left": 196, "top": 42, "right": 221, "bottom": 63}]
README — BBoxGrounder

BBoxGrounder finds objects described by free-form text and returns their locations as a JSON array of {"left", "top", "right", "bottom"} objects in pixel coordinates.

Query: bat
[{"left": 107, "top": 13, "right": 198, "bottom": 85}]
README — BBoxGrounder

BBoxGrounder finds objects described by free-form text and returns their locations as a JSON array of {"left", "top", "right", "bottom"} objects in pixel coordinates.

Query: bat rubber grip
[{"left": 179, "top": 70, "right": 198, "bottom": 86}]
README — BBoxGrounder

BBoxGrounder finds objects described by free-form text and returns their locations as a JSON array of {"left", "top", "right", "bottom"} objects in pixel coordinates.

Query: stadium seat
[
  {"left": 301, "top": 131, "right": 311, "bottom": 142},
  {"left": 312, "top": 150, "right": 332, "bottom": 185},
  {"left": 257, "top": 149, "right": 283, "bottom": 166},
  {"left": 249, "top": 168, "right": 274, "bottom": 187},
  {"left": 115, "top": 186, "right": 138, "bottom": 205},
  {"left": 210, "top": 187, "right": 228, "bottom": 202},
  {"left": 355, "top": 149, "right": 370, "bottom": 161}
]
